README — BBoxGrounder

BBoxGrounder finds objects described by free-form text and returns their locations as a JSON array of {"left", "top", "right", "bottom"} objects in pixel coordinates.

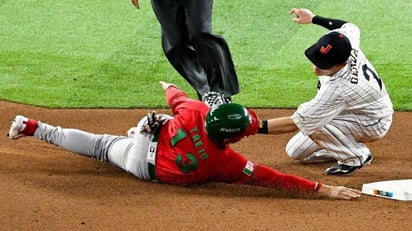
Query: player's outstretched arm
[
  {"left": 257, "top": 117, "right": 298, "bottom": 135},
  {"left": 240, "top": 164, "right": 361, "bottom": 200},
  {"left": 290, "top": 7, "right": 348, "bottom": 30}
]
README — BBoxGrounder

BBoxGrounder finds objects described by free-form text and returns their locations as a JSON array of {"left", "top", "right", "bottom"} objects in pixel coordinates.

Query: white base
[{"left": 361, "top": 179, "right": 412, "bottom": 201}]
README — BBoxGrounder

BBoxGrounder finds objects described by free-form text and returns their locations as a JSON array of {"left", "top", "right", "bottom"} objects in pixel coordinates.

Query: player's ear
[{"left": 338, "top": 61, "right": 348, "bottom": 68}]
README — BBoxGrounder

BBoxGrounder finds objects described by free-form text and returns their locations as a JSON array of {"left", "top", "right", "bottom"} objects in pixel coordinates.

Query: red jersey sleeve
[
  {"left": 250, "top": 165, "right": 322, "bottom": 193},
  {"left": 165, "top": 86, "right": 188, "bottom": 111},
  {"left": 216, "top": 149, "right": 322, "bottom": 194}
]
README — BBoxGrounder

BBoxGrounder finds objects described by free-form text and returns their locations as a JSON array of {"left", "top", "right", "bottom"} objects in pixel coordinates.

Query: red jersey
[{"left": 155, "top": 86, "right": 321, "bottom": 193}]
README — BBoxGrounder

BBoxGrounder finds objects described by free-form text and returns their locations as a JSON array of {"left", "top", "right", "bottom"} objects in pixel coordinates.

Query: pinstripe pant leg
[
  {"left": 286, "top": 132, "right": 322, "bottom": 160},
  {"left": 309, "top": 121, "right": 370, "bottom": 166}
]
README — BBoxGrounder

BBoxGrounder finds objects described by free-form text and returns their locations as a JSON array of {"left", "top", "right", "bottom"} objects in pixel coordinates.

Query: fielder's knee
[{"left": 285, "top": 146, "right": 303, "bottom": 160}]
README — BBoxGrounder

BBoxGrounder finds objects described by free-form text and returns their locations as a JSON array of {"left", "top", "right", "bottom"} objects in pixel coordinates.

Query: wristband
[
  {"left": 257, "top": 120, "right": 268, "bottom": 134},
  {"left": 312, "top": 15, "right": 347, "bottom": 30}
]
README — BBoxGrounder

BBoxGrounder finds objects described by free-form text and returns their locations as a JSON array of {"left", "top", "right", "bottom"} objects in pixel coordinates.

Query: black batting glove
[{"left": 140, "top": 111, "right": 163, "bottom": 134}]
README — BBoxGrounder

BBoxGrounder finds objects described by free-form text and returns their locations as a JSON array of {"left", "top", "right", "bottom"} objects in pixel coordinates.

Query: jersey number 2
[{"left": 362, "top": 64, "right": 382, "bottom": 90}]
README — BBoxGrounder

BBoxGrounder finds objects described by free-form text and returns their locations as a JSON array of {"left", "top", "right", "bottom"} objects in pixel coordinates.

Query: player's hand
[
  {"left": 318, "top": 184, "right": 362, "bottom": 200},
  {"left": 131, "top": 0, "right": 140, "bottom": 9},
  {"left": 159, "top": 81, "right": 177, "bottom": 91},
  {"left": 289, "top": 8, "right": 315, "bottom": 24},
  {"left": 140, "top": 111, "right": 164, "bottom": 134}
]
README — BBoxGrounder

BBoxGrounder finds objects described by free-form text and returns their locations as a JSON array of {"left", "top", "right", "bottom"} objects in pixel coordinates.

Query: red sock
[{"left": 22, "top": 119, "right": 38, "bottom": 136}]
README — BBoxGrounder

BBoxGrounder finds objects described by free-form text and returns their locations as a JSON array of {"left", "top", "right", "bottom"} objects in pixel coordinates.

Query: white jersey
[{"left": 292, "top": 23, "right": 394, "bottom": 136}]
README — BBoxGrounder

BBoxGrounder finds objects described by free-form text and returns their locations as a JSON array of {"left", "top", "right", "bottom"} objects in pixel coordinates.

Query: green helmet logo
[{"left": 205, "top": 103, "right": 251, "bottom": 141}]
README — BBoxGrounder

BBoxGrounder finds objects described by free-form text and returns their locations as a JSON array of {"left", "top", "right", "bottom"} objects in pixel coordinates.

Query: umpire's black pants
[{"left": 150, "top": 0, "right": 239, "bottom": 99}]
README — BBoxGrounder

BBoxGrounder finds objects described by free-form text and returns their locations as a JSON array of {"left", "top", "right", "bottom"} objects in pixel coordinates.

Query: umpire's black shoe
[
  {"left": 325, "top": 154, "right": 373, "bottom": 176},
  {"left": 224, "top": 96, "right": 232, "bottom": 103}
]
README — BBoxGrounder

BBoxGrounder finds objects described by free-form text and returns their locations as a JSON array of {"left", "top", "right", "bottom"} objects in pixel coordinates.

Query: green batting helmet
[{"left": 205, "top": 103, "right": 251, "bottom": 141}]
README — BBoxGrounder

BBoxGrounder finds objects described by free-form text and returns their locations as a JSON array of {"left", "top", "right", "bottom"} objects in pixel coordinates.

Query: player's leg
[
  {"left": 286, "top": 132, "right": 319, "bottom": 160},
  {"left": 107, "top": 134, "right": 152, "bottom": 181},
  {"left": 108, "top": 115, "right": 166, "bottom": 181},
  {"left": 8, "top": 115, "right": 152, "bottom": 180},
  {"left": 35, "top": 121, "right": 155, "bottom": 180},
  {"left": 8, "top": 115, "right": 118, "bottom": 161},
  {"left": 286, "top": 132, "right": 336, "bottom": 162},
  {"left": 184, "top": 0, "right": 239, "bottom": 99},
  {"left": 190, "top": 33, "right": 239, "bottom": 99},
  {"left": 349, "top": 116, "right": 392, "bottom": 143},
  {"left": 33, "top": 122, "right": 122, "bottom": 162},
  {"left": 309, "top": 120, "right": 372, "bottom": 175},
  {"left": 150, "top": 0, "right": 209, "bottom": 99}
]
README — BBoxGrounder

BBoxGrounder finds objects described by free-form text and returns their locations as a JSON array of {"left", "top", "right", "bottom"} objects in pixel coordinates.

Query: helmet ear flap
[{"left": 242, "top": 109, "right": 259, "bottom": 137}]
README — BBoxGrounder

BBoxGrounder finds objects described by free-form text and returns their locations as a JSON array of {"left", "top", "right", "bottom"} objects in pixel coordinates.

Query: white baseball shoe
[{"left": 8, "top": 115, "right": 38, "bottom": 139}]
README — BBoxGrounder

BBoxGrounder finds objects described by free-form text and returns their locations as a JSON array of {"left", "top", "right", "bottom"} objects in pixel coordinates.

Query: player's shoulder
[
  {"left": 341, "top": 22, "right": 360, "bottom": 30},
  {"left": 336, "top": 23, "right": 361, "bottom": 48}
]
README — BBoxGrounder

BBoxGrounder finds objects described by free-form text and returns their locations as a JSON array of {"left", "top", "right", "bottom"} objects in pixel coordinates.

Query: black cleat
[{"left": 325, "top": 154, "right": 373, "bottom": 176}]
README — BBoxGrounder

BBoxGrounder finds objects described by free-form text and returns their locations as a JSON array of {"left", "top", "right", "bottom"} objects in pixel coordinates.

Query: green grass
[{"left": 1, "top": 0, "right": 411, "bottom": 110}]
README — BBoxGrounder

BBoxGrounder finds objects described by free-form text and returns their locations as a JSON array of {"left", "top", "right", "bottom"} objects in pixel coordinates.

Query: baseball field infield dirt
[{"left": 1, "top": 100, "right": 411, "bottom": 230}]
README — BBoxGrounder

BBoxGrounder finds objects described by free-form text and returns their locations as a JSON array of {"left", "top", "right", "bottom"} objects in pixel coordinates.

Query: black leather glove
[{"left": 140, "top": 111, "right": 164, "bottom": 134}]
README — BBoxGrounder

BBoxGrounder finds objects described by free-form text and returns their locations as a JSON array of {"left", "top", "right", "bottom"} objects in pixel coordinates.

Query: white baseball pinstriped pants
[
  {"left": 33, "top": 117, "right": 155, "bottom": 181},
  {"left": 285, "top": 116, "right": 392, "bottom": 166}
]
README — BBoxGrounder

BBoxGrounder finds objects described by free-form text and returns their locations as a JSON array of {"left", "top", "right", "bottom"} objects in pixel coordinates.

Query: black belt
[{"left": 147, "top": 131, "right": 159, "bottom": 181}]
